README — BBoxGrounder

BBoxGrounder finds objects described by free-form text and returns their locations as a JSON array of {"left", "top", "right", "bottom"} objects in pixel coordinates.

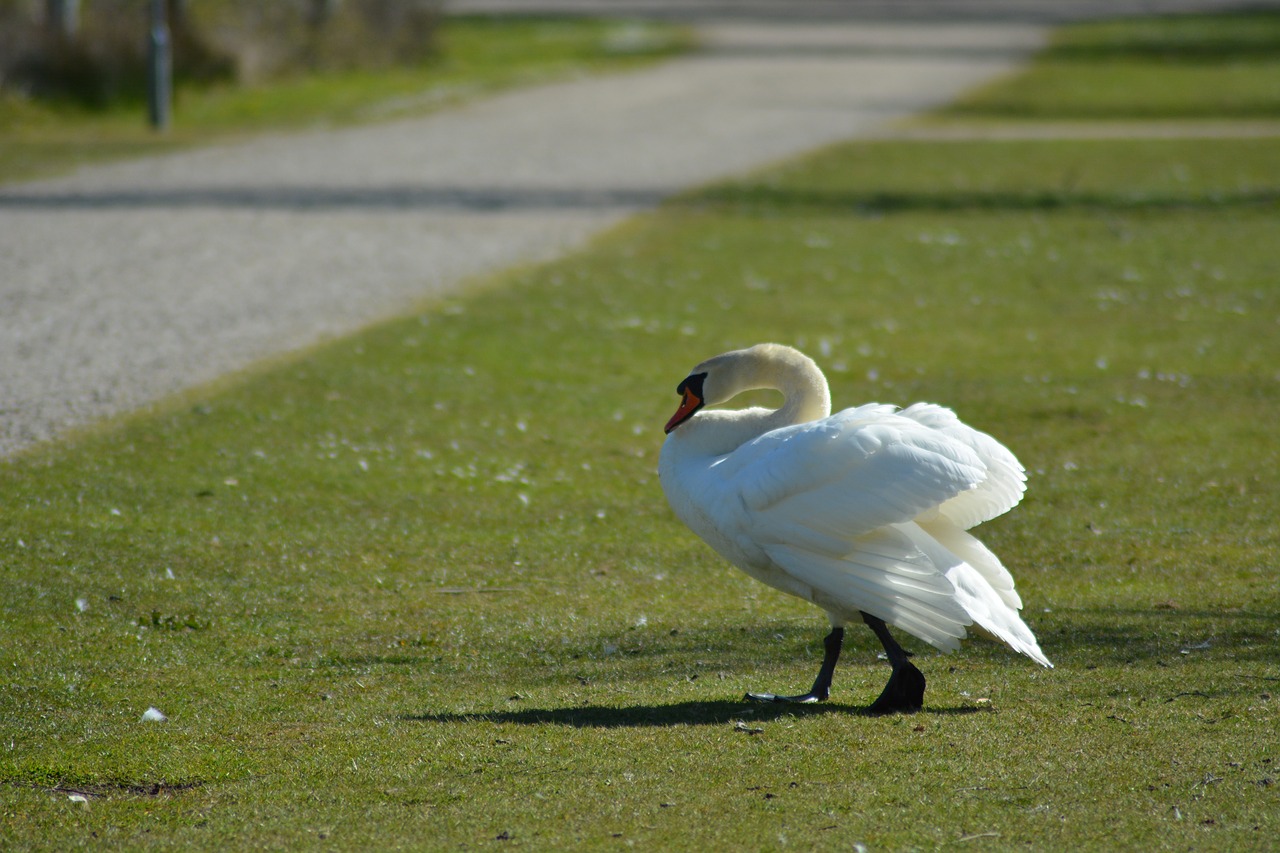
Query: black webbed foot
[
  {"left": 743, "top": 627, "right": 843, "bottom": 705},
  {"left": 744, "top": 688, "right": 827, "bottom": 705},
  {"left": 866, "top": 660, "right": 926, "bottom": 715},
  {"left": 861, "top": 612, "right": 926, "bottom": 714}
]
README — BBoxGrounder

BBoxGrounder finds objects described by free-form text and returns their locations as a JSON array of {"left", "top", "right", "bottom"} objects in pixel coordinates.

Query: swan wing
[
  {"left": 920, "top": 515, "right": 1022, "bottom": 611},
  {"left": 901, "top": 520, "right": 1052, "bottom": 667},
  {"left": 732, "top": 404, "right": 989, "bottom": 552},
  {"left": 898, "top": 403, "right": 1026, "bottom": 529},
  {"left": 762, "top": 527, "right": 972, "bottom": 653},
  {"left": 698, "top": 406, "right": 990, "bottom": 651}
]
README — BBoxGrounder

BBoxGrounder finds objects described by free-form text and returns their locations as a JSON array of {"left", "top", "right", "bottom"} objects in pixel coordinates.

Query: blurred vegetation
[
  {"left": 0, "top": 13, "right": 690, "bottom": 184},
  {"left": 0, "top": 0, "right": 440, "bottom": 109}
]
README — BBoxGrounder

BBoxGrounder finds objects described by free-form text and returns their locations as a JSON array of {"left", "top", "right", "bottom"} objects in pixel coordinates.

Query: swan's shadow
[{"left": 402, "top": 699, "right": 984, "bottom": 729}]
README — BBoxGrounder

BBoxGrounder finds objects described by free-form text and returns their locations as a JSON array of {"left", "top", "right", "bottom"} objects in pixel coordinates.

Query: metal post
[
  {"left": 308, "top": 0, "right": 342, "bottom": 27},
  {"left": 46, "top": 0, "right": 81, "bottom": 38},
  {"left": 147, "top": 0, "right": 172, "bottom": 131}
]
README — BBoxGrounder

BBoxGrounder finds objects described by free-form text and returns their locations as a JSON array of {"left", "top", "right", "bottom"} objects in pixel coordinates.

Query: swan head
[
  {"left": 664, "top": 370, "right": 708, "bottom": 434},
  {"left": 663, "top": 343, "right": 830, "bottom": 434},
  {"left": 663, "top": 347, "right": 755, "bottom": 434}
]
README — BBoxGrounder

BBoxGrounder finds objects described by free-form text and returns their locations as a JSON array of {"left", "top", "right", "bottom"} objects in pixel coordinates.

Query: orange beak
[{"left": 664, "top": 386, "right": 703, "bottom": 434}]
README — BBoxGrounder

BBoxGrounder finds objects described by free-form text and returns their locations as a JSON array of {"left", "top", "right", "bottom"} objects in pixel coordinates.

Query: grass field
[
  {"left": 0, "top": 15, "right": 689, "bottom": 185},
  {"left": 2, "top": 10, "right": 1279, "bottom": 851},
  {"left": 946, "top": 9, "right": 1280, "bottom": 120}
]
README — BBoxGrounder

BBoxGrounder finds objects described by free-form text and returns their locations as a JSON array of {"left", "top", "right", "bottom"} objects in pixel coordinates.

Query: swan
[{"left": 658, "top": 343, "right": 1051, "bottom": 714}]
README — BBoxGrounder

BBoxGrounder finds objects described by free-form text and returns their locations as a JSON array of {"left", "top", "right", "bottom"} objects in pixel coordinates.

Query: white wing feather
[
  {"left": 731, "top": 405, "right": 989, "bottom": 544},
  {"left": 900, "top": 520, "right": 1051, "bottom": 666},
  {"left": 763, "top": 529, "right": 971, "bottom": 653},
  {"left": 898, "top": 403, "right": 1027, "bottom": 529}
]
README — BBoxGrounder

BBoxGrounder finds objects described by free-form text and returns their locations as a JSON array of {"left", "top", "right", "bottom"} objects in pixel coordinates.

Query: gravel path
[{"left": 0, "top": 1, "right": 1251, "bottom": 457}]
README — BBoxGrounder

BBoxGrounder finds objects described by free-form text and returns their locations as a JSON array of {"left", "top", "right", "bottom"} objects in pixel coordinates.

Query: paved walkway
[{"left": 0, "top": 1, "right": 1254, "bottom": 457}]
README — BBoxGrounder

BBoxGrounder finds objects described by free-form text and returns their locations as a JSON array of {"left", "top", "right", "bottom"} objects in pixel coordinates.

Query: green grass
[
  {"left": 3, "top": 10, "right": 1280, "bottom": 851},
  {"left": 0, "top": 16, "right": 690, "bottom": 184},
  {"left": 946, "top": 10, "right": 1280, "bottom": 120}
]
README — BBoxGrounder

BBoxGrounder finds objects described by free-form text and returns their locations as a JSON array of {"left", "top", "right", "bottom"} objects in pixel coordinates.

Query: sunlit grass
[
  {"left": 3, "top": 131, "right": 1277, "bottom": 848},
  {"left": 2, "top": 9, "right": 1279, "bottom": 850}
]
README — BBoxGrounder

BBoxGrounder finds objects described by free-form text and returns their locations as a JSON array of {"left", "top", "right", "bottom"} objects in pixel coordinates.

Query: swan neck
[
  {"left": 775, "top": 372, "right": 829, "bottom": 428},
  {"left": 762, "top": 348, "right": 831, "bottom": 428},
  {"left": 718, "top": 344, "right": 831, "bottom": 433},
  {"left": 665, "top": 344, "right": 832, "bottom": 457}
]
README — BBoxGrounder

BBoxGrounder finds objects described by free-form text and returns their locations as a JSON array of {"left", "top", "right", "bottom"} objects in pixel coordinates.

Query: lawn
[
  {"left": 945, "top": 9, "right": 1280, "bottom": 120},
  {"left": 2, "top": 10, "right": 1278, "bottom": 851}
]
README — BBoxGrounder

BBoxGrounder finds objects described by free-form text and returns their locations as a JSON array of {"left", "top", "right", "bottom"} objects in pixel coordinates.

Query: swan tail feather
[{"left": 898, "top": 522, "right": 1053, "bottom": 668}]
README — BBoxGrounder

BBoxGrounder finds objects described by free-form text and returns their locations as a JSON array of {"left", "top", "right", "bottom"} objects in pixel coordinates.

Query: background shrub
[{"left": 0, "top": 0, "right": 440, "bottom": 108}]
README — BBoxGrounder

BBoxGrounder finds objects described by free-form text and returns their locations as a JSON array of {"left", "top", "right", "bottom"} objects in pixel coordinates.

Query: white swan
[{"left": 658, "top": 343, "right": 1051, "bottom": 713}]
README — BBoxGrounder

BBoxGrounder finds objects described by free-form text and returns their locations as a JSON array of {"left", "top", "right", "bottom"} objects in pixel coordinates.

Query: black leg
[
  {"left": 745, "top": 627, "right": 844, "bottom": 704},
  {"left": 861, "top": 612, "right": 925, "bottom": 714}
]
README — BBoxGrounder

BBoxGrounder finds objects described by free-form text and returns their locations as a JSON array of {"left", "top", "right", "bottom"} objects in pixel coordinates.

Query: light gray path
[{"left": 0, "top": 1, "right": 1255, "bottom": 457}]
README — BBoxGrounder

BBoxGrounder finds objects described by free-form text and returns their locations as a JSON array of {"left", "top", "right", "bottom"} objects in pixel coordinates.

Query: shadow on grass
[
  {"left": 1042, "top": 11, "right": 1280, "bottom": 64},
  {"left": 690, "top": 186, "right": 1280, "bottom": 217},
  {"left": 401, "top": 699, "right": 984, "bottom": 729},
  {"left": 1044, "top": 606, "right": 1280, "bottom": 666},
  {"left": 0, "top": 184, "right": 670, "bottom": 212},
  {"left": 572, "top": 606, "right": 1280, "bottom": 674},
  {"left": 3, "top": 184, "right": 1276, "bottom": 216}
]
